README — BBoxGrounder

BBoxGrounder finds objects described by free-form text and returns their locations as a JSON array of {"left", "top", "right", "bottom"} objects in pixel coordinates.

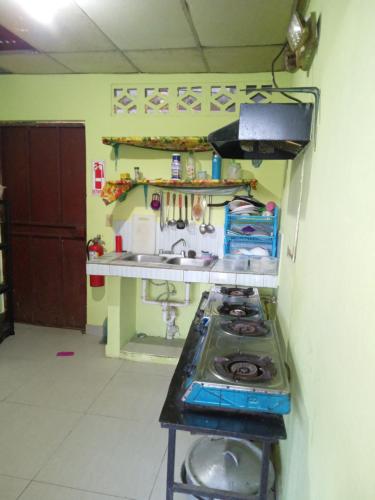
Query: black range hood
[{"left": 208, "top": 103, "right": 314, "bottom": 160}]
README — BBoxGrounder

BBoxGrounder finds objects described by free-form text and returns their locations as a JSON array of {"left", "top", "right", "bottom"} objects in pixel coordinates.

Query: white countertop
[{"left": 86, "top": 253, "right": 278, "bottom": 288}]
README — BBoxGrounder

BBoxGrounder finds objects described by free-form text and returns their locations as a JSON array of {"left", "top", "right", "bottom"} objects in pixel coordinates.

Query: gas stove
[
  {"left": 203, "top": 285, "right": 263, "bottom": 319},
  {"left": 181, "top": 313, "right": 290, "bottom": 415}
]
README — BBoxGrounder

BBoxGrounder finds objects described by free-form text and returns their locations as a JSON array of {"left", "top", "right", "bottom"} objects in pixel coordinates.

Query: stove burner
[
  {"left": 213, "top": 353, "right": 276, "bottom": 382},
  {"left": 221, "top": 319, "right": 270, "bottom": 337},
  {"left": 220, "top": 287, "right": 254, "bottom": 297},
  {"left": 217, "top": 302, "right": 259, "bottom": 318}
]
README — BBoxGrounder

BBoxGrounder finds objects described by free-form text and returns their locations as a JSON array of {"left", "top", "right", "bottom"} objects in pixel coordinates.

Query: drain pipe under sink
[
  {"left": 141, "top": 279, "right": 190, "bottom": 307},
  {"left": 141, "top": 279, "right": 191, "bottom": 340}
]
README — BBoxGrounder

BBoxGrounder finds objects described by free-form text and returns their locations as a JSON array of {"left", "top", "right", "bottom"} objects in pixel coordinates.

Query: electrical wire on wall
[{"left": 271, "top": 43, "right": 302, "bottom": 104}]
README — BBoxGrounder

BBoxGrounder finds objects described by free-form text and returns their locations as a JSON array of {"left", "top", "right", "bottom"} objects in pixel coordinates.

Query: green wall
[
  {"left": 0, "top": 72, "right": 288, "bottom": 331},
  {"left": 277, "top": 1, "right": 375, "bottom": 499},
  {"left": 1, "top": 3, "right": 373, "bottom": 495}
]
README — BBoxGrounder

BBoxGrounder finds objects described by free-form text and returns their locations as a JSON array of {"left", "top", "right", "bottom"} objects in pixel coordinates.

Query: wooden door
[{"left": 0, "top": 124, "right": 86, "bottom": 329}]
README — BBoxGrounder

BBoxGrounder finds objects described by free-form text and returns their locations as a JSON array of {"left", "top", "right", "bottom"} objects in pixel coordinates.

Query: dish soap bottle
[
  {"left": 211, "top": 153, "right": 222, "bottom": 180},
  {"left": 186, "top": 153, "right": 196, "bottom": 180}
]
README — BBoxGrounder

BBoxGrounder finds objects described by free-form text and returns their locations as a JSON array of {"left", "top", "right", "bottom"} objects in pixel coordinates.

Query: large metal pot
[{"left": 183, "top": 437, "right": 275, "bottom": 499}]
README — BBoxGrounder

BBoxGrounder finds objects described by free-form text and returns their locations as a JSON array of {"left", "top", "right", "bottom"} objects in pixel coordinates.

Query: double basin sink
[{"left": 118, "top": 253, "right": 216, "bottom": 270}]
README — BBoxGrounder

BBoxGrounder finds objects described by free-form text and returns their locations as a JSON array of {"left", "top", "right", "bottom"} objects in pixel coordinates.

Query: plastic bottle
[
  {"left": 134, "top": 166, "right": 141, "bottom": 181},
  {"left": 227, "top": 160, "right": 241, "bottom": 179},
  {"left": 211, "top": 153, "right": 222, "bottom": 180},
  {"left": 171, "top": 153, "right": 182, "bottom": 179},
  {"left": 186, "top": 153, "right": 196, "bottom": 180}
]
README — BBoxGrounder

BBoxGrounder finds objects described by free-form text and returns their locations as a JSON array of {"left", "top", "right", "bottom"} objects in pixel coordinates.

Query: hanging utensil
[
  {"left": 165, "top": 192, "right": 170, "bottom": 225},
  {"left": 190, "top": 193, "right": 194, "bottom": 221},
  {"left": 193, "top": 194, "right": 203, "bottom": 221},
  {"left": 176, "top": 193, "right": 185, "bottom": 229},
  {"left": 168, "top": 193, "right": 177, "bottom": 226},
  {"left": 143, "top": 185, "right": 148, "bottom": 209},
  {"left": 159, "top": 191, "right": 164, "bottom": 231},
  {"left": 150, "top": 192, "right": 161, "bottom": 210},
  {"left": 199, "top": 196, "right": 207, "bottom": 234},
  {"left": 184, "top": 195, "right": 189, "bottom": 227},
  {"left": 206, "top": 195, "right": 215, "bottom": 233}
]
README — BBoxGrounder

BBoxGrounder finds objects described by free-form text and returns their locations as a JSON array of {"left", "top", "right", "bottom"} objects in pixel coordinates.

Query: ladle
[
  {"left": 206, "top": 195, "right": 215, "bottom": 233},
  {"left": 168, "top": 193, "right": 177, "bottom": 226}
]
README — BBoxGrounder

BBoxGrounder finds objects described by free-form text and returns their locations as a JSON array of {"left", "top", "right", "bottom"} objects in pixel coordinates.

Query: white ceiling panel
[
  {"left": 50, "top": 51, "right": 137, "bottom": 73},
  {"left": 204, "top": 46, "right": 285, "bottom": 73},
  {"left": 76, "top": 0, "right": 197, "bottom": 50},
  {"left": 187, "top": 0, "right": 293, "bottom": 46},
  {"left": 0, "top": 0, "right": 295, "bottom": 74},
  {"left": 0, "top": 52, "right": 72, "bottom": 74},
  {"left": 125, "top": 48, "right": 206, "bottom": 73},
  {"left": 0, "top": 0, "right": 115, "bottom": 52}
]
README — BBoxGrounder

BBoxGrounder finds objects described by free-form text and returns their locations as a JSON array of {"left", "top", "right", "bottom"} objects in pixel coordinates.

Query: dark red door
[{"left": 0, "top": 124, "right": 86, "bottom": 329}]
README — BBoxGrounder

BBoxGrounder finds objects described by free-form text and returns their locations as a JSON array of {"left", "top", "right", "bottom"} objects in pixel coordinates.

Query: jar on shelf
[
  {"left": 186, "top": 153, "right": 196, "bottom": 180},
  {"left": 171, "top": 153, "right": 182, "bottom": 179},
  {"left": 227, "top": 160, "right": 242, "bottom": 179},
  {"left": 134, "top": 166, "right": 141, "bottom": 181}
]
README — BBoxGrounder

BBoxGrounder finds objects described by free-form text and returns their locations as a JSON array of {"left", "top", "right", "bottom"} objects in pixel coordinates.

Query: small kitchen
[
  {"left": 84, "top": 81, "right": 310, "bottom": 498},
  {"left": 0, "top": 1, "right": 374, "bottom": 499}
]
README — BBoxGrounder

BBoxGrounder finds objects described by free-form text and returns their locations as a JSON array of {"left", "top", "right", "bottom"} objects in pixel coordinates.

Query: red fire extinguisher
[{"left": 87, "top": 235, "right": 105, "bottom": 287}]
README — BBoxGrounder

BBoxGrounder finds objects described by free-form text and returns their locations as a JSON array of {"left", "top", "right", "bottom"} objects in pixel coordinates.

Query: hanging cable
[
  {"left": 149, "top": 280, "right": 176, "bottom": 302},
  {"left": 271, "top": 43, "right": 303, "bottom": 104}
]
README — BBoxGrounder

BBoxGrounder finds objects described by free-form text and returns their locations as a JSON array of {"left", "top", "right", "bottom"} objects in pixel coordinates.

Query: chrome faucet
[{"left": 171, "top": 238, "right": 187, "bottom": 256}]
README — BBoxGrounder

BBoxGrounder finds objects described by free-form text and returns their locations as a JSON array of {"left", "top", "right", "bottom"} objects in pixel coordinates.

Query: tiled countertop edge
[{"left": 86, "top": 258, "right": 278, "bottom": 288}]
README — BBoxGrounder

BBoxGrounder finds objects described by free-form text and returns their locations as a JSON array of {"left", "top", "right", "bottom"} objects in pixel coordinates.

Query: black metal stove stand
[{"left": 159, "top": 292, "right": 286, "bottom": 500}]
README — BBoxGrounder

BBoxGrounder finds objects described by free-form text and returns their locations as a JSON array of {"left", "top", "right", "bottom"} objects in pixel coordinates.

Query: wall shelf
[
  {"left": 101, "top": 179, "right": 257, "bottom": 205},
  {"left": 102, "top": 136, "right": 212, "bottom": 152},
  {"left": 102, "top": 136, "right": 213, "bottom": 167}
]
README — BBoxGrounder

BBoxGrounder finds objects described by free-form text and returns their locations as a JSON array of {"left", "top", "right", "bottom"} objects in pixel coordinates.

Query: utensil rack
[
  {"left": 101, "top": 179, "right": 257, "bottom": 205},
  {"left": 224, "top": 204, "right": 279, "bottom": 257}
]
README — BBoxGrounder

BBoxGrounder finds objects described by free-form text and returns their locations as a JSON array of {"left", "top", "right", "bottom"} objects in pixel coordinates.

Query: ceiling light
[{"left": 15, "top": 0, "right": 69, "bottom": 24}]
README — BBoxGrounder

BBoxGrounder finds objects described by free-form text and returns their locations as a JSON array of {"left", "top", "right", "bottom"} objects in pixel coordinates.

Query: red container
[{"left": 115, "top": 235, "right": 123, "bottom": 252}]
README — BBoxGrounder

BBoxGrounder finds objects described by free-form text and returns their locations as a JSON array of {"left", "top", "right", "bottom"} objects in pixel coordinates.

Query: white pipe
[{"left": 141, "top": 279, "right": 190, "bottom": 307}]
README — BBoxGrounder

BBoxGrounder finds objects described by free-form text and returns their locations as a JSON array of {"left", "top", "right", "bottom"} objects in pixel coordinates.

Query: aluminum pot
[{"left": 182, "top": 437, "right": 275, "bottom": 500}]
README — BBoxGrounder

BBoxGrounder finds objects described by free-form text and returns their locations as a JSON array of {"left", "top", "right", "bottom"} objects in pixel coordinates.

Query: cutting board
[{"left": 131, "top": 214, "right": 156, "bottom": 254}]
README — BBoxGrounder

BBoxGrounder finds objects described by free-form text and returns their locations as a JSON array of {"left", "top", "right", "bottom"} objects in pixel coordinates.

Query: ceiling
[{"left": 0, "top": 0, "right": 296, "bottom": 74}]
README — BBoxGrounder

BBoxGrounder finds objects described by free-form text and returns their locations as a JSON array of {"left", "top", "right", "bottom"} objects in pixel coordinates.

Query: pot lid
[{"left": 184, "top": 437, "right": 275, "bottom": 495}]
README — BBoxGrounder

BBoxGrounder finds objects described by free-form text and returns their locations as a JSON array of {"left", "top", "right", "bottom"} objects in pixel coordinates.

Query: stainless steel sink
[
  {"left": 166, "top": 257, "right": 213, "bottom": 268},
  {"left": 122, "top": 254, "right": 167, "bottom": 263},
  {"left": 118, "top": 253, "right": 216, "bottom": 269}
]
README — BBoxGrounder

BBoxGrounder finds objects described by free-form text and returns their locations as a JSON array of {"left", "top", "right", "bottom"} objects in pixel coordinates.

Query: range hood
[{"left": 208, "top": 103, "right": 314, "bottom": 160}]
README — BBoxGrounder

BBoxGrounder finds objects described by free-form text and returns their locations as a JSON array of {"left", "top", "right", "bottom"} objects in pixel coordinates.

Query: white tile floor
[{"left": 0, "top": 324, "right": 194, "bottom": 500}]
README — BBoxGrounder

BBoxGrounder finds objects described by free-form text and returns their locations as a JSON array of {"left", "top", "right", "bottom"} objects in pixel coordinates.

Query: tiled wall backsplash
[{"left": 113, "top": 217, "right": 224, "bottom": 257}]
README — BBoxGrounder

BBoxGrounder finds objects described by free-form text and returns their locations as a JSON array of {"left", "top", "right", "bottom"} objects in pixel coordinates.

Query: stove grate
[
  {"left": 220, "top": 287, "right": 255, "bottom": 297},
  {"left": 221, "top": 319, "right": 270, "bottom": 337},
  {"left": 217, "top": 302, "right": 259, "bottom": 318},
  {"left": 213, "top": 353, "right": 276, "bottom": 382}
]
